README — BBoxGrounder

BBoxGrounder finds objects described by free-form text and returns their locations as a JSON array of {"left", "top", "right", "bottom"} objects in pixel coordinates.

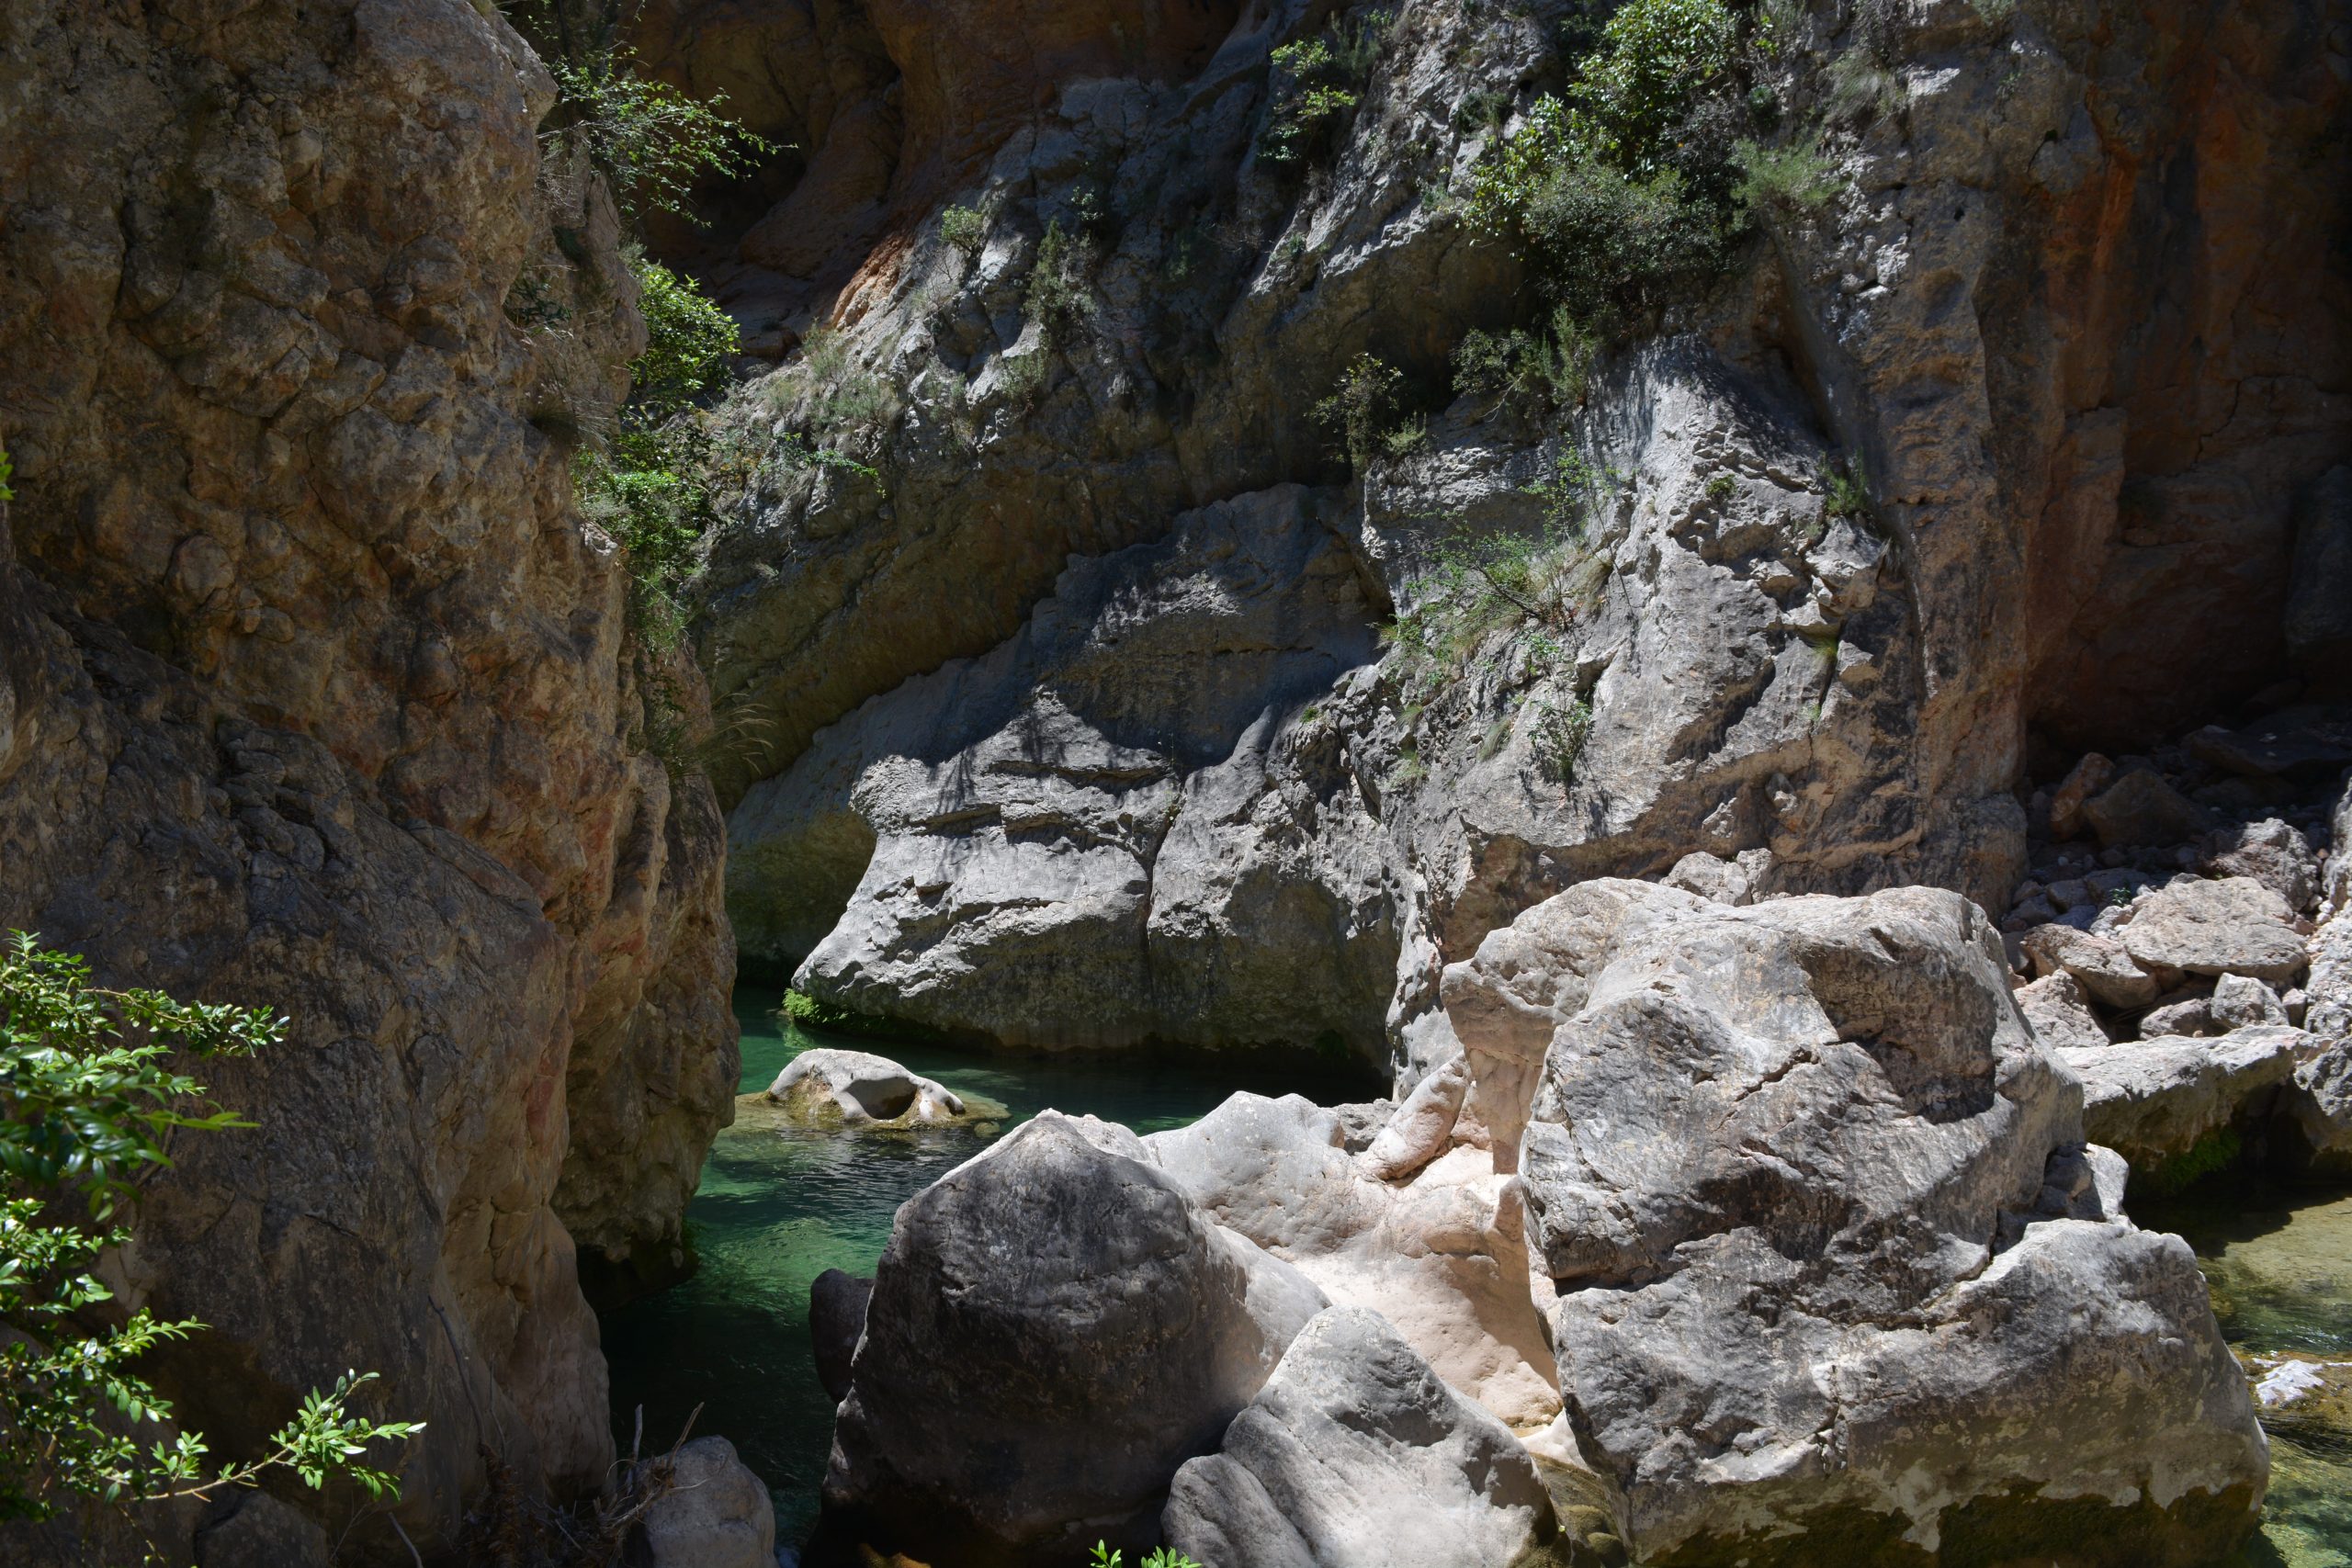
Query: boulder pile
[{"left": 2000, "top": 712, "right": 2352, "bottom": 1176}]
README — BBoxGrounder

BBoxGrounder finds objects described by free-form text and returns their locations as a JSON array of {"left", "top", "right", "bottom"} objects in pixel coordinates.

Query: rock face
[
  {"left": 731, "top": 486, "right": 1400, "bottom": 1054},
  {"left": 684, "top": 0, "right": 2349, "bottom": 1060},
  {"left": 762, "top": 1047, "right": 974, "bottom": 1125},
  {"left": 823, "top": 1111, "right": 1328, "bottom": 1565},
  {"left": 1446, "top": 880, "right": 2267, "bottom": 1565},
  {"left": 1160, "top": 1306, "right": 1563, "bottom": 1568},
  {"left": 0, "top": 2, "right": 736, "bottom": 1558}
]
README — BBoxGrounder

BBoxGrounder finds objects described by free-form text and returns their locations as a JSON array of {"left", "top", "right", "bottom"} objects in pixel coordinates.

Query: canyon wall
[
  {"left": 692, "top": 0, "right": 2350, "bottom": 1061},
  {"left": 0, "top": 1, "right": 737, "bottom": 1559}
]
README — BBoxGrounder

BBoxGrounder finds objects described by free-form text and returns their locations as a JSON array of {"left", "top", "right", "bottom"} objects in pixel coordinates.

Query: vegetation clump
[
  {"left": 0, "top": 933, "right": 421, "bottom": 1529},
  {"left": 1261, "top": 11, "right": 1391, "bottom": 167}
]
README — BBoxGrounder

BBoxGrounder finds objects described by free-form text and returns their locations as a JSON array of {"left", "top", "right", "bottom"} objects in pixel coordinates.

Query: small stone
[
  {"left": 2210, "top": 973, "right": 2288, "bottom": 1031},
  {"left": 2140, "top": 997, "right": 2215, "bottom": 1039},
  {"left": 2082, "top": 769, "right": 2214, "bottom": 849},
  {"left": 2020, "top": 923, "right": 2164, "bottom": 1009},
  {"left": 2017, "top": 971, "right": 2109, "bottom": 1050}
]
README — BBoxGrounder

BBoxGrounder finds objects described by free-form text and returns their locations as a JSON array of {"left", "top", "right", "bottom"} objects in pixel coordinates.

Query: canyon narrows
[{"left": 1, "top": 0, "right": 2348, "bottom": 1563}]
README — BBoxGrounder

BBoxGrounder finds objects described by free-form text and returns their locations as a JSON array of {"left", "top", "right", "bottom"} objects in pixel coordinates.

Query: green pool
[{"left": 596, "top": 987, "right": 1376, "bottom": 1548}]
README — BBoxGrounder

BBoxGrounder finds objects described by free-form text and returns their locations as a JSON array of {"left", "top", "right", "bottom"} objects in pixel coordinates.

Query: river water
[{"left": 602, "top": 987, "right": 2352, "bottom": 1562}]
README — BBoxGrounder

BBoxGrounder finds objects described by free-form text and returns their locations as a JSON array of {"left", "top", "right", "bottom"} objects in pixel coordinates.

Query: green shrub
[
  {"left": 1383, "top": 519, "right": 1591, "bottom": 697},
  {"left": 940, "top": 203, "right": 987, "bottom": 254},
  {"left": 1261, "top": 11, "right": 1391, "bottom": 166},
  {"left": 1704, "top": 472, "right": 1738, "bottom": 502},
  {"left": 545, "top": 48, "right": 773, "bottom": 223},
  {"left": 1025, "top": 220, "right": 1097, "bottom": 350},
  {"left": 1452, "top": 306, "right": 1598, "bottom": 416},
  {"left": 1566, "top": 0, "right": 1738, "bottom": 175},
  {"left": 1730, "top": 137, "right": 1843, "bottom": 214},
  {"left": 1091, "top": 1539, "right": 1204, "bottom": 1568},
  {"left": 0, "top": 441, "right": 12, "bottom": 503},
  {"left": 1822, "top": 454, "right": 1872, "bottom": 524},
  {"left": 0, "top": 933, "right": 421, "bottom": 1523},
  {"left": 1532, "top": 694, "right": 1594, "bottom": 782},
  {"left": 1313, "top": 353, "right": 1406, "bottom": 470},
  {"left": 629, "top": 254, "right": 741, "bottom": 423}
]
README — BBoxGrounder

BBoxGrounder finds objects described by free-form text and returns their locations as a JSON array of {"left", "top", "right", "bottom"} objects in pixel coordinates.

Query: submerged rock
[
  {"left": 823, "top": 1111, "right": 1326, "bottom": 1565},
  {"left": 1160, "top": 1306, "right": 1563, "bottom": 1568},
  {"left": 757, "top": 1048, "right": 983, "bottom": 1127}
]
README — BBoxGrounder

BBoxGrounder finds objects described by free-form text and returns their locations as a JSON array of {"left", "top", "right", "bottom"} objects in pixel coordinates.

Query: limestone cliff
[
  {"left": 690, "top": 0, "right": 2349, "bottom": 1058},
  {"left": 0, "top": 1, "right": 736, "bottom": 1559}
]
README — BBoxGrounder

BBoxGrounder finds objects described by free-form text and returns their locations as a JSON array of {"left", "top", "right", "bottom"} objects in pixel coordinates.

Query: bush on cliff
[{"left": 0, "top": 933, "right": 421, "bottom": 1528}]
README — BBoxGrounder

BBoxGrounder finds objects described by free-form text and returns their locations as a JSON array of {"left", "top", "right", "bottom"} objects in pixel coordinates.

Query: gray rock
[
  {"left": 1160, "top": 1307, "right": 1562, "bottom": 1568},
  {"left": 1329, "top": 1100, "right": 1396, "bottom": 1154},
  {"left": 808, "top": 1269, "right": 873, "bottom": 1404},
  {"left": 2017, "top": 970, "right": 2110, "bottom": 1049},
  {"left": 2211, "top": 973, "right": 2290, "bottom": 1031},
  {"left": 2082, "top": 769, "right": 2214, "bottom": 848},
  {"left": 2019, "top": 921, "right": 2164, "bottom": 1008},
  {"left": 1144, "top": 1090, "right": 1560, "bottom": 1427},
  {"left": 628, "top": 1437, "right": 777, "bottom": 1568},
  {"left": 2186, "top": 711, "right": 2352, "bottom": 781},
  {"left": 2121, "top": 875, "right": 2309, "bottom": 983},
  {"left": 2048, "top": 753, "right": 2115, "bottom": 841},
  {"left": 1483, "top": 881, "right": 2263, "bottom": 1562},
  {"left": 2327, "top": 773, "right": 2352, "bottom": 919},
  {"left": 2282, "top": 1038, "right": 2352, "bottom": 1174},
  {"left": 2199, "top": 817, "right": 2321, "bottom": 911},
  {"left": 824, "top": 1111, "right": 1327, "bottom": 1565},
  {"left": 2310, "top": 912, "right": 2352, "bottom": 1041},
  {"left": 2063, "top": 1027, "right": 2309, "bottom": 1170},
  {"left": 2140, "top": 994, "right": 2219, "bottom": 1038},
  {"left": 763, "top": 1048, "right": 971, "bottom": 1125},
  {"left": 1660, "top": 848, "right": 1770, "bottom": 906}
]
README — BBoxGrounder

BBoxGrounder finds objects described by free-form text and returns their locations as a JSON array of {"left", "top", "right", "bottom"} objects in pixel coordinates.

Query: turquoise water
[
  {"left": 2136, "top": 1181, "right": 2352, "bottom": 1566},
  {"left": 597, "top": 987, "right": 1376, "bottom": 1547}
]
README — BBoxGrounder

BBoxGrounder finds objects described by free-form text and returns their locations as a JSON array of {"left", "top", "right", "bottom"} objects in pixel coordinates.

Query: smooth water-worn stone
[
  {"left": 764, "top": 1047, "right": 972, "bottom": 1125},
  {"left": 824, "top": 1111, "right": 1326, "bottom": 1565},
  {"left": 2064, "top": 1027, "right": 2309, "bottom": 1169},
  {"left": 1160, "top": 1307, "right": 1562, "bottom": 1568},
  {"left": 628, "top": 1437, "right": 777, "bottom": 1568}
]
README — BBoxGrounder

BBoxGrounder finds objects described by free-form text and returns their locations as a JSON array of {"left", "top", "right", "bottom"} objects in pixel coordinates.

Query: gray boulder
[
  {"left": 1160, "top": 1307, "right": 1562, "bottom": 1568},
  {"left": 2121, "top": 875, "right": 2308, "bottom": 984},
  {"left": 2282, "top": 1037, "right": 2352, "bottom": 1173},
  {"left": 1482, "top": 881, "right": 2265, "bottom": 1564},
  {"left": 2020, "top": 921, "right": 2164, "bottom": 1009},
  {"left": 823, "top": 1111, "right": 1327, "bottom": 1565},
  {"left": 628, "top": 1437, "right": 776, "bottom": 1568},
  {"left": 2016, "top": 970, "right": 2110, "bottom": 1050},
  {"left": 2199, "top": 818, "right": 2320, "bottom": 912},
  {"left": 2063, "top": 1027, "right": 2309, "bottom": 1171},
  {"left": 2211, "top": 972, "right": 2290, "bottom": 1030},
  {"left": 808, "top": 1269, "right": 873, "bottom": 1404},
  {"left": 762, "top": 1048, "right": 973, "bottom": 1126}
]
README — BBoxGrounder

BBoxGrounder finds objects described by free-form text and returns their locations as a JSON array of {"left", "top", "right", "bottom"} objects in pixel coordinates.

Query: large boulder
[
  {"left": 2062, "top": 1028, "right": 2310, "bottom": 1172},
  {"left": 808, "top": 1269, "right": 874, "bottom": 1404},
  {"left": 823, "top": 1111, "right": 1327, "bottom": 1564},
  {"left": 2082, "top": 769, "right": 2213, "bottom": 848},
  {"left": 2019, "top": 921, "right": 2165, "bottom": 1009},
  {"left": 2198, "top": 818, "right": 2321, "bottom": 912},
  {"left": 2281, "top": 1037, "right": 2352, "bottom": 1174},
  {"left": 1476, "top": 881, "right": 2265, "bottom": 1565},
  {"left": 1144, "top": 1091, "right": 1561, "bottom": 1428},
  {"left": 1160, "top": 1307, "right": 1564, "bottom": 1568},
  {"left": 2120, "top": 875, "right": 2309, "bottom": 984}
]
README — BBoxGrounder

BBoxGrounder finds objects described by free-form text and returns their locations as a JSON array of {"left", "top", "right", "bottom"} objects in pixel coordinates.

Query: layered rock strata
[{"left": 0, "top": 2, "right": 736, "bottom": 1557}]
